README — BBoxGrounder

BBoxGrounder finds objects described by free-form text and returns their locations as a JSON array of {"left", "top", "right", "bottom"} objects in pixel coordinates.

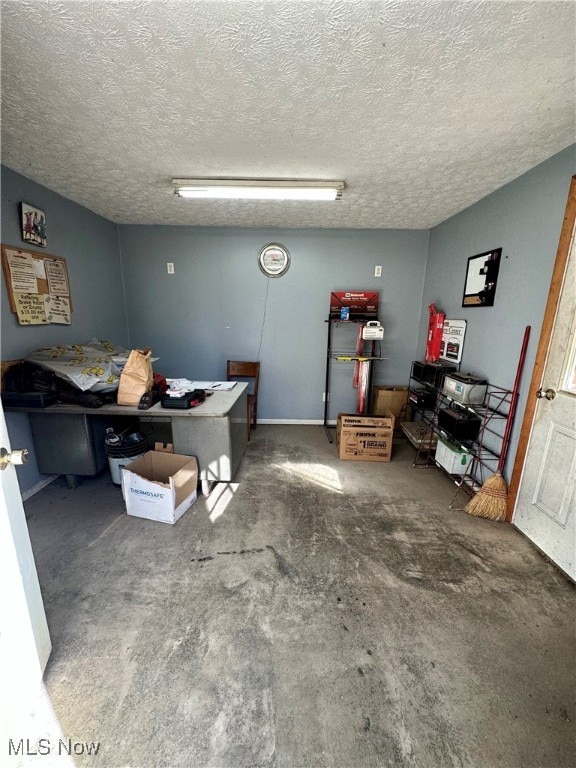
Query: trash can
[{"left": 105, "top": 428, "right": 149, "bottom": 485}]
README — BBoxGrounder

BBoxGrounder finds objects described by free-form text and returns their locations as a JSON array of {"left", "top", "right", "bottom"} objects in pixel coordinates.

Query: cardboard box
[
  {"left": 154, "top": 441, "right": 174, "bottom": 453},
  {"left": 339, "top": 410, "right": 395, "bottom": 431},
  {"left": 372, "top": 386, "right": 411, "bottom": 429},
  {"left": 122, "top": 451, "right": 198, "bottom": 524},
  {"left": 336, "top": 412, "right": 394, "bottom": 462}
]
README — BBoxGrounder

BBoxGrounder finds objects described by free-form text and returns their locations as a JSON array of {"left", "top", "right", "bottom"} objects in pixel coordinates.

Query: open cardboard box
[
  {"left": 372, "top": 385, "right": 411, "bottom": 431},
  {"left": 122, "top": 450, "right": 198, "bottom": 524}
]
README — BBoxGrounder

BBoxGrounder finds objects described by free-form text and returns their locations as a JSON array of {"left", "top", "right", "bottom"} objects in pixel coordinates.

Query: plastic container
[
  {"left": 435, "top": 436, "right": 472, "bottom": 475},
  {"left": 105, "top": 429, "right": 149, "bottom": 485}
]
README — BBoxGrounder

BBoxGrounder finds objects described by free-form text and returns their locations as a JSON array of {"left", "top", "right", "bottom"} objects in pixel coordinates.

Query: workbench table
[{"left": 6, "top": 384, "right": 248, "bottom": 494}]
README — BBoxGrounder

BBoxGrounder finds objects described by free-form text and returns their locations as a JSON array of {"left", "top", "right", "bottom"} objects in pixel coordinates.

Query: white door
[
  {"left": 513, "top": 215, "right": 576, "bottom": 580},
  {"left": 0, "top": 400, "right": 52, "bottom": 741}
]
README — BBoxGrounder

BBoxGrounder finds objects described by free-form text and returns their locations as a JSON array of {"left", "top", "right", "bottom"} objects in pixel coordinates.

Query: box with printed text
[
  {"left": 122, "top": 451, "right": 198, "bottom": 524},
  {"left": 339, "top": 410, "right": 395, "bottom": 431},
  {"left": 336, "top": 411, "right": 394, "bottom": 462}
]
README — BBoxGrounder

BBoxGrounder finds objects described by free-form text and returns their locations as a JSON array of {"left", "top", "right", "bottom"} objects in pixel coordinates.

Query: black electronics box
[
  {"left": 162, "top": 393, "right": 195, "bottom": 409},
  {"left": 438, "top": 407, "right": 481, "bottom": 441},
  {"left": 408, "top": 388, "right": 437, "bottom": 410},
  {"left": 1, "top": 391, "right": 58, "bottom": 408},
  {"left": 411, "top": 361, "right": 457, "bottom": 389},
  {"left": 161, "top": 390, "right": 205, "bottom": 410}
]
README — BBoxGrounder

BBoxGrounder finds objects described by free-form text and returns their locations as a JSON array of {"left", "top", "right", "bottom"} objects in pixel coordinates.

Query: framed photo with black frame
[{"left": 462, "top": 248, "right": 501, "bottom": 307}]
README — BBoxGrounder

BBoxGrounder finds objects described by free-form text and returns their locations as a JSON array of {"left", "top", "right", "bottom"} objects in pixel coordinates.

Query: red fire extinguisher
[{"left": 426, "top": 304, "right": 445, "bottom": 363}]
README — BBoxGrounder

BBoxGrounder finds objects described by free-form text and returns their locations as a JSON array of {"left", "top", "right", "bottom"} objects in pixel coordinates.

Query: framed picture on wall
[
  {"left": 20, "top": 202, "right": 47, "bottom": 247},
  {"left": 462, "top": 248, "right": 501, "bottom": 307}
]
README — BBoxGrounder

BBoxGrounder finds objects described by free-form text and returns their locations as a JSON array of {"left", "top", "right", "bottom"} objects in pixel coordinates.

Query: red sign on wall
[{"left": 329, "top": 291, "right": 379, "bottom": 319}]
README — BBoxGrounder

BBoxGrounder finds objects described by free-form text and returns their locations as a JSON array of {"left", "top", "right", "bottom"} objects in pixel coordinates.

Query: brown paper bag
[{"left": 117, "top": 348, "right": 153, "bottom": 406}]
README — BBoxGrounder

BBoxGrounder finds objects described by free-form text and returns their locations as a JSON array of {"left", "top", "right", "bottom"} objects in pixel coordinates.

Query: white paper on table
[{"left": 166, "top": 379, "right": 236, "bottom": 391}]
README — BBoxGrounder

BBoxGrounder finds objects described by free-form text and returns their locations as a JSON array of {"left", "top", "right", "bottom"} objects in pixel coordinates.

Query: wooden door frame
[{"left": 507, "top": 175, "right": 576, "bottom": 522}]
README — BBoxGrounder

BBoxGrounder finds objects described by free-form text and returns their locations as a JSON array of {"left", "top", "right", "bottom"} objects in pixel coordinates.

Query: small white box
[
  {"left": 434, "top": 437, "right": 472, "bottom": 475},
  {"left": 362, "top": 320, "right": 384, "bottom": 340},
  {"left": 122, "top": 451, "right": 198, "bottom": 524}
]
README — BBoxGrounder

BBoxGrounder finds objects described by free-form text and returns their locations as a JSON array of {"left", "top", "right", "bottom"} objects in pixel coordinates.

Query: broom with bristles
[{"left": 466, "top": 326, "right": 531, "bottom": 521}]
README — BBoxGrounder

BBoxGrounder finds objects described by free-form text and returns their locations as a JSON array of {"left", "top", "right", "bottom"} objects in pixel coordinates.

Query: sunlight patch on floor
[
  {"left": 207, "top": 482, "right": 239, "bottom": 522},
  {"left": 273, "top": 462, "right": 343, "bottom": 493}
]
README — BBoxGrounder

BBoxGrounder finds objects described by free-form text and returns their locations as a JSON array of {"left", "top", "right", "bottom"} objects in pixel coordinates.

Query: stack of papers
[{"left": 165, "top": 379, "right": 236, "bottom": 397}]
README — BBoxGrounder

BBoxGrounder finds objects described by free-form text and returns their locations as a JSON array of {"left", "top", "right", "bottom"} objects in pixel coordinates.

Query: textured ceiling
[{"left": 1, "top": 0, "right": 574, "bottom": 229}]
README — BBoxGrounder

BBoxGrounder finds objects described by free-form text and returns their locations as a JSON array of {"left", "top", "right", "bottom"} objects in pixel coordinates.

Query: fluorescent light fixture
[{"left": 172, "top": 178, "right": 344, "bottom": 201}]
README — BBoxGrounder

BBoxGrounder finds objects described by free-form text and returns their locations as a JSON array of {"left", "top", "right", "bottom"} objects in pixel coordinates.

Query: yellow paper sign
[{"left": 14, "top": 292, "right": 48, "bottom": 325}]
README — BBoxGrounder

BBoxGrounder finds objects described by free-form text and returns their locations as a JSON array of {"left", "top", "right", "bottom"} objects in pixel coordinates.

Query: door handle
[
  {"left": 536, "top": 388, "right": 556, "bottom": 401},
  {"left": 0, "top": 447, "right": 29, "bottom": 470}
]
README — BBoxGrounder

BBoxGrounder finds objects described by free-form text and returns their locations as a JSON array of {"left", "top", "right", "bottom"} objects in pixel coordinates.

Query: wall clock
[{"left": 258, "top": 243, "right": 290, "bottom": 277}]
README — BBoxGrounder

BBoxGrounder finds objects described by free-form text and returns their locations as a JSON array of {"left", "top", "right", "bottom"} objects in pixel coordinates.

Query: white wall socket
[
  {"left": 374, "top": 265, "right": 382, "bottom": 277},
  {"left": 167, "top": 262, "right": 175, "bottom": 274}
]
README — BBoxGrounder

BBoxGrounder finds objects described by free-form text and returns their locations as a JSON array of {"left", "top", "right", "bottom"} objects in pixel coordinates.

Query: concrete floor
[{"left": 25, "top": 425, "right": 575, "bottom": 768}]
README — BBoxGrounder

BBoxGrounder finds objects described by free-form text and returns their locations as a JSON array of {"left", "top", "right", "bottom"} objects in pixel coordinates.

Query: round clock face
[{"left": 258, "top": 243, "right": 290, "bottom": 277}]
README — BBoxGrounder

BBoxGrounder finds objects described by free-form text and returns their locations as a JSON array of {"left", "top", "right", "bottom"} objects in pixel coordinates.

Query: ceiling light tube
[{"left": 172, "top": 178, "right": 344, "bottom": 201}]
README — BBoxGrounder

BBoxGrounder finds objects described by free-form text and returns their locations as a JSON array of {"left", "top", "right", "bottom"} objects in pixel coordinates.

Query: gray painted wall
[
  {"left": 418, "top": 145, "right": 576, "bottom": 478},
  {"left": 118, "top": 226, "right": 429, "bottom": 421},
  {"left": 3, "top": 145, "right": 573, "bottom": 495},
  {"left": 1, "top": 166, "right": 128, "bottom": 492}
]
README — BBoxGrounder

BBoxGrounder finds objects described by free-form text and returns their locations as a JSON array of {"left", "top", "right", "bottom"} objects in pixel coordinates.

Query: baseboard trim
[
  {"left": 21, "top": 475, "right": 58, "bottom": 501},
  {"left": 258, "top": 419, "right": 337, "bottom": 426}
]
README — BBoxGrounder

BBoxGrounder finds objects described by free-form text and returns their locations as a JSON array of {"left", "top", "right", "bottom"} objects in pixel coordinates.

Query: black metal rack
[
  {"left": 323, "top": 319, "right": 387, "bottom": 442},
  {"left": 402, "top": 362, "right": 514, "bottom": 509}
]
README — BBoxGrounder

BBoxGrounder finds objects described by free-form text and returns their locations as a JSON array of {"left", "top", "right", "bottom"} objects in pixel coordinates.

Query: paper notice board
[{"left": 1, "top": 244, "right": 72, "bottom": 325}]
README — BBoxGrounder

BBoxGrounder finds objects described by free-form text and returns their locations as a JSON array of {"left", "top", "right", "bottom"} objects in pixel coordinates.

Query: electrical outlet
[
  {"left": 167, "top": 262, "right": 175, "bottom": 274},
  {"left": 374, "top": 265, "right": 382, "bottom": 277}
]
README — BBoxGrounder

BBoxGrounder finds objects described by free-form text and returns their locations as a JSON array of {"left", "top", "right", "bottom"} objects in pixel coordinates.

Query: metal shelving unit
[
  {"left": 403, "top": 362, "right": 514, "bottom": 509},
  {"left": 323, "top": 319, "right": 387, "bottom": 442}
]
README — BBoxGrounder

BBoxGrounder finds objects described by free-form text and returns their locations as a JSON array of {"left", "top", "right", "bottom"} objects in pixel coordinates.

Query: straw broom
[
  {"left": 465, "top": 470, "right": 508, "bottom": 521},
  {"left": 465, "top": 326, "right": 531, "bottom": 522}
]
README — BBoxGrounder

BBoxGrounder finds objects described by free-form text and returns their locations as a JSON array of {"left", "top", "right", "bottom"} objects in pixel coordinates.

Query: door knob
[
  {"left": 0, "top": 447, "right": 29, "bottom": 470},
  {"left": 536, "top": 388, "right": 556, "bottom": 401}
]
